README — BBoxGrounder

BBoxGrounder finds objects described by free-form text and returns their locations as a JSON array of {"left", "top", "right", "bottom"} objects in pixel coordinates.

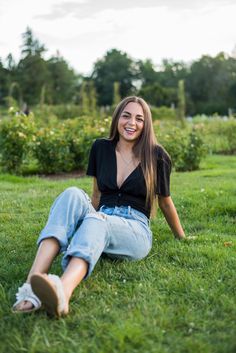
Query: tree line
[{"left": 0, "top": 27, "right": 236, "bottom": 115}]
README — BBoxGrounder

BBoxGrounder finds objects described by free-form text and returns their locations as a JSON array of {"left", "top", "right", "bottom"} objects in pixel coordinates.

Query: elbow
[{"left": 158, "top": 196, "right": 172, "bottom": 210}]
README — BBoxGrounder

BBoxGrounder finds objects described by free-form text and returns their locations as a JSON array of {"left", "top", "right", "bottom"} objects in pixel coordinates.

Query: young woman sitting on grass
[{"left": 12, "top": 96, "right": 185, "bottom": 317}]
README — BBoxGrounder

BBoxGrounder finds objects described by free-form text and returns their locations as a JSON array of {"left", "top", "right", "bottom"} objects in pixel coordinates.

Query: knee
[
  {"left": 62, "top": 187, "right": 85, "bottom": 201},
  {"left": 131, "top": 243, "right": 152, "bottom": 260}
]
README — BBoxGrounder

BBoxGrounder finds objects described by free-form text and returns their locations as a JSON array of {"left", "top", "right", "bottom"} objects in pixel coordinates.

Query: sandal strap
[{"left": 13, "top": 283, "right": 41, "bottom": 309}]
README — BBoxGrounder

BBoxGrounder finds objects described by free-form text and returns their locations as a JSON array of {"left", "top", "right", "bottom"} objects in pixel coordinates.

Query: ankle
[{"left": 60, "top": 281, "right": 72, "bottom": 303}]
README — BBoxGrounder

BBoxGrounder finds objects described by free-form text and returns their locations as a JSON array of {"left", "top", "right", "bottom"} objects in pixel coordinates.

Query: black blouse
[{"left": 86, "top": 138, "right": 171, "bottom": 218}]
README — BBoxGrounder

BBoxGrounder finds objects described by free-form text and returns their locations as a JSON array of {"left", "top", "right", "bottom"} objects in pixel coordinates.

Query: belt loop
[{"left": 128, "top": 206, "right": 131, "bottom": 215}]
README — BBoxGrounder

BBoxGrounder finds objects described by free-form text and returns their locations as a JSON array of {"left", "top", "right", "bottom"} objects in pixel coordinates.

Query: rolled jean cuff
[
  {"left": 61, "top": 248, "right": 93, "bottom": 280},
  {"left": 37, "top": 225, "right": 69, "bottom": 252}
]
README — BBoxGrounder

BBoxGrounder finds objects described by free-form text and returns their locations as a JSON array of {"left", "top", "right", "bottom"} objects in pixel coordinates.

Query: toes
[{"left": 15, "top": 301, "right": 34, "bottom": 311}]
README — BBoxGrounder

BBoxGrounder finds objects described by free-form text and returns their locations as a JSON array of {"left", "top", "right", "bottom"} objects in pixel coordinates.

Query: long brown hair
[{"left": 109, "top": 96, "right": 158, "bottom": 214}]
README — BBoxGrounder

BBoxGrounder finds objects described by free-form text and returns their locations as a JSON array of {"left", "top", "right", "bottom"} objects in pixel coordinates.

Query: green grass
[{"left": 0, "top": 155, "right": 235, "bottom": 353}]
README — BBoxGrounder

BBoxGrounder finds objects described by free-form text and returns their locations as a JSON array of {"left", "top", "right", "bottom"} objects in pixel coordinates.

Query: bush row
[
  {"left": 192, "top": 117, "right": 236, "bottom": 155},
  {"left": 154, "top": 121, "right": 207, "bottom": 171},
  {"left": 0, "top": 113, "right": 207, "bottom": 174},
  {"left": 0, "top": 113, "right": 111, "bottom": 174}
]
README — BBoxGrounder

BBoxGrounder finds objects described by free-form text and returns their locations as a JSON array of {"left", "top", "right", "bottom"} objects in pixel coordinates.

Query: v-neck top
[{"left": 86, "top": 138, "right": 171, "bottom": 218}]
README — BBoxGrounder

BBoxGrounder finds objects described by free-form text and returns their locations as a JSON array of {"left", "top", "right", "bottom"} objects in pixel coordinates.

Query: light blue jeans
[{"left": 37, "top": 187, "right": 152, "bottom": 279}]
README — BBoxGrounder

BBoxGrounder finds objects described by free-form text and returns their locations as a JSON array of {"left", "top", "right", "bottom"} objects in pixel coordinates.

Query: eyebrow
[{"left": 122, "top": 111, "right": 144, "bottom": 118}]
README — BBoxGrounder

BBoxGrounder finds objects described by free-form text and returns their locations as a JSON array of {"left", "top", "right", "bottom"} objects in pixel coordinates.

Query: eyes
[{"left": 121, "top": 113, "right": 144, "bottom": 123}]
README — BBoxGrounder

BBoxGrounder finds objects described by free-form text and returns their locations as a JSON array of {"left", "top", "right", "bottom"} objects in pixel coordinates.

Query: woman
[{"left": 12, "top": 96, "right": 185, "bottom": 317}]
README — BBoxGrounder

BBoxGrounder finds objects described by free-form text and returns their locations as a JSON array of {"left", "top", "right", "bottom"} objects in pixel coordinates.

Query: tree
[
  {"left": 47, "top": 54, "right": 77, "bottom": 104},
  {"left": 186, "top": 53, "right": 236, "bottom": 114},
  {"left": 137, "top": 59, "right": 187, "bottom": 110},
  {"left": 91, "top": 49, "right": 137, "bottom": 106},
  {"left": 136, "top": 59, "right": 158, "bottom": 86},
  {"left": 21, "top": 27, "right": 46, "bottom": 58},
  {"left": 5, "top": 54, "right": 16, "bottom": 71},
  {"left": 138, "top": 83, "right": 177, "bottom": 107},
  {"left": 157, "top": 59, "right": 189, "bottom": 88},
  {"left": 17, "top": 54, "right": 50, "bottom": 106},
  {"left": 0, "top": 59, "right": 10, "bottom": 104},
  {"left": 13, "top": 28, "right": 50, "bottom": 105}
]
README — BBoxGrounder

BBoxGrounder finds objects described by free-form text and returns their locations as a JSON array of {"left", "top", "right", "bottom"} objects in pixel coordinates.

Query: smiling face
[{"left": 117, "top": 102, "right": 145, "bottom": 144}]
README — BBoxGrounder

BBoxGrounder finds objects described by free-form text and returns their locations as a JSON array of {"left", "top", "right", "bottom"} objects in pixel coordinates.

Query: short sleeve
[
  {"left": 86, "top": 140, "right": 97, "bottom": 177},
  {"left": 156, "top": 148, "right": 172, "bottom": 197}
]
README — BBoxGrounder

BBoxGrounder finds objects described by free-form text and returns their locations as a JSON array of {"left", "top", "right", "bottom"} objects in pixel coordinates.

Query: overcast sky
[{"left": 0, "top": 0, "right": 236, "bottom": 75}]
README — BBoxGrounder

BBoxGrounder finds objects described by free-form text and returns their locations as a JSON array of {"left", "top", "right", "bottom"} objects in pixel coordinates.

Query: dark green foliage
[
  {"left": 1, "top": 28, "right": 236, "bottom": 115},
  {"left": 21, "top": 26, "right": 47, "bottom": 57},
  {"left": 46, "top": 56, "right": 78, "bottom": 104},
  {"left": 0, "top": 60, "right": 10, "bottom": 104},
  {"left": 91, "top": 49, "right": 137, "bottom": 106},
  {"left": 185, "top": 53, "right": 236, "bottom": 115},
  {"left": 17, "top": 54, "right": 51, "bottom": 106},
  {"left": 138, "top": 82, "right": 177, "bottom": 107}
]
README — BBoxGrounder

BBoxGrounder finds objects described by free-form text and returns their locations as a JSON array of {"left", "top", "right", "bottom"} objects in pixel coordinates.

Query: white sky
[{"left": 0, "top": 0, "right": 236, "bottom": 75}]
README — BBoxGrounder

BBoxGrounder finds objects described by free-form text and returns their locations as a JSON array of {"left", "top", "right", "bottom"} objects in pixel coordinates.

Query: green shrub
[
  {"left": 193, "top": 118, "right": 236, "bottom": 155},
  {"left": 34, "top": 127, "right": 75, "bottom": 173},
  {"left": 34, "top": 104, "right": 83, "bottom": 120},
  {"left": 155, "top": 122, "right": 206, "bottom": 171},
  {"left": 0, "top": 108, "right": 208, "bottom": 175},
  {"left": 0, "top": 112, "right": 36, "bottom": 173},
  {"left": 181, "top": 130, "right": 207, "bottom": 171},
  {"left": 151, "top": 106, "right": 176, "bottom": 120},
  {"left": 33, "top": 116, "right": 111, "bottom": 173},
  {"left": 63, "top": 116, "right": 111, "bottom": 170}
]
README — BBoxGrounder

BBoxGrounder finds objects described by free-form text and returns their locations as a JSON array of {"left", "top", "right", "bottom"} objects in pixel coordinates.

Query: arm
[
  {"left": 91, "top": 177, "right": 101, "bottom": 210},
  {"left": 158, "top": 195, "right": 185, "bottom": 240}
]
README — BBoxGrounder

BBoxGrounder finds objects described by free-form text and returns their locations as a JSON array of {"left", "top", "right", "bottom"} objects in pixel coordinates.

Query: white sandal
[
  {"left": 12, "top": 283, "right": 42, "bottom": 313},
  {"left": 30, "top": 273, "right": 68, "bottom": 317}
]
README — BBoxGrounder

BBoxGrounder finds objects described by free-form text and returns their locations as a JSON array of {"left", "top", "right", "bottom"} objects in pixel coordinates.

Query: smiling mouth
[{"left": 125, "top": 128, "right": 136, "bottom": 133}]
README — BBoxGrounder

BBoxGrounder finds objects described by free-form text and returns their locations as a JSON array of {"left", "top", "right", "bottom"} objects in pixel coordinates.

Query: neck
[{"left": 117, "top": 139, "right": 134, "bottom": 153}]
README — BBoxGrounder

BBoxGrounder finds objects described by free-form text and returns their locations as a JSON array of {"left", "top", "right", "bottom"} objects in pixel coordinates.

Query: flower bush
[
  {"left": 0, "top": 112, "right": 36, "bottom": 173},
  {"left": 33, "top": 127, "right": 75, "bottom": 173},
  {"left": 151, "top": 106, "right": 176, "bottom": 120},
  {"left": 33, "top": 116, "right": 111, "bottom": 173},
  {"left": 0, "top": 110, "right": 208, "bottom": 175},
  {"left": 193, "top": 118, "right": 236, "bottom": 155},
  {"left": 155, "top": 121, "right": 207, "bottom": 171}
]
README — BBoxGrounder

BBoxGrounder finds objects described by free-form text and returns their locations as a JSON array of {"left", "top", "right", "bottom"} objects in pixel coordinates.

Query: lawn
[{"left": 0, "top": 155, "right": 235, "bottom": 353}]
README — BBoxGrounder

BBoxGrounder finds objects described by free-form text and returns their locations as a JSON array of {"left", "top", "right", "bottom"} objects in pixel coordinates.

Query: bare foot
[{"left": 13, "top": 300, "right": 34, "bottom": 312}]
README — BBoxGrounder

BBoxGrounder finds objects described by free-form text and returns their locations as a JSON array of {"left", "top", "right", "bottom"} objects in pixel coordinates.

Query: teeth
[{"left": 125, "top": 128, "right": 135, "bottom": 132}]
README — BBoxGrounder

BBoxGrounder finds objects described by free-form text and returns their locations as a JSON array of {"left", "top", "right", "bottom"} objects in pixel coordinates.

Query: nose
[{"left": 127, "top": 116, "right": 136, "bottom": 125}]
